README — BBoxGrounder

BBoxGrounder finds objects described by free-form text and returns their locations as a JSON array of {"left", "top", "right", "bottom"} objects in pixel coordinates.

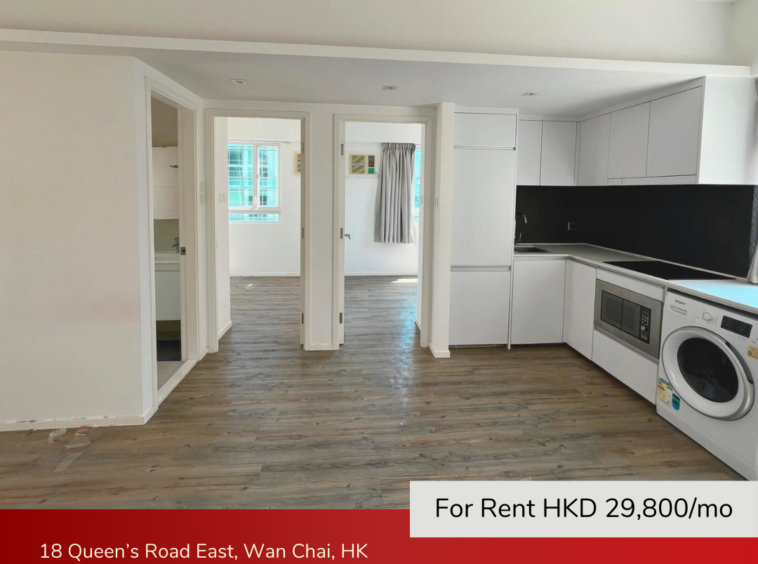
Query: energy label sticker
[{"left": 657, "top": 378, "right": 673, "bottom": 406}]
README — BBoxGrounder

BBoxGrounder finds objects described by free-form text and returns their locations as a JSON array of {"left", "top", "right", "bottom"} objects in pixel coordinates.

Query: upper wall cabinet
[
  {"left": 576, "top": 77, "right": 757, "bottom": 186},
  {"left": 517, "top": 120, "right": 576, "bottom": 186},
  {"left": 516, "top": 120, "right": 542, "bottom": 185},
  {"left": 577, "top": 114, "right": 610, "bottom": 186},
  {"left": 646, "top": 88, "right": 701, "bottom": 178},
  {"left": 541, "top": 121, "right": 577, "bottom": 186},
  {"left": 455, "top": 112, "right": 517, "bottom": 148},
  {"left": 608, "top": 103, "right": 650, "bottom": 179}
]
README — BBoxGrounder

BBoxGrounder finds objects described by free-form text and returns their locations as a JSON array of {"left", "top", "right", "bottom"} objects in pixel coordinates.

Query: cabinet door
[
  {"left": 577, "top": 114, "right": 610, "bottom": 186},
  {"left": 516, "top": 120, "right": 542, "bottom": 185},
  {"left": 563, "top": 259, "right": 597, "bottom": 358},
  {"left": 449, "top": 270, "right": 511, "bottom": 346},
  {"left": 451, "top": 149, "right": 515, "bottom": 267},
  {"left": 540, "top": 121, "right": 577, "bottom": 186},
  {"left": 647, "top": 88, "right": 702, "bottom": 178},
  {"left": 454, "top": 113, "right": 517, "bottom": 148},
  {"left": 511, "top": 259, "right": 566, "bottom": 344},
  {"left": 608, "top": 103, "right": 650, "bottom": 179}
]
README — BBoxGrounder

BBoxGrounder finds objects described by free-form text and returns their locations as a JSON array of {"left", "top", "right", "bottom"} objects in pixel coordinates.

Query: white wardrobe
[{"left": 449, "top": 111, "right": 517, "bottom": 346}]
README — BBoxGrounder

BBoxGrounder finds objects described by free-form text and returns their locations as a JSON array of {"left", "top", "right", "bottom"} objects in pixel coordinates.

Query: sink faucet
[{"left": 515, "top": 212, "right": 528, "bottom": 243}]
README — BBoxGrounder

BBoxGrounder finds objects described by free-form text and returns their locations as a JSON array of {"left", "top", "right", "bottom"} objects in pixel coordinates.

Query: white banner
[{"left": 410, "top": 481, "right": 758, "bottom": 537}]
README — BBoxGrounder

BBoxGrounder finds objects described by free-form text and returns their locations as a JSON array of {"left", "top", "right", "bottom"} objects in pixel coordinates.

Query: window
[
  {"left": 413, "top": 148, "right": 422, "bottom": 223},
  {"left": 228, "top": 142, "right": 281, "bottom": 223}
]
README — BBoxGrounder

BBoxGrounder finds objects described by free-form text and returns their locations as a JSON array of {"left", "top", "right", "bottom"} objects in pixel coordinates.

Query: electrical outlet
[{"left": 567, "top": 222, "right": 580, "bottom": 231}]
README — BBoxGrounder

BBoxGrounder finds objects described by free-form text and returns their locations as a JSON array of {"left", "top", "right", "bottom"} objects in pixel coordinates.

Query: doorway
[
  {"left": 211, "top": 116, "right": 305, "bottom": 347},
  {"left": 150, "top": 96, "right": 185, "bottom": 389},
  {"left": 335, "top": 117, "right": 433, "bottom": 350}
]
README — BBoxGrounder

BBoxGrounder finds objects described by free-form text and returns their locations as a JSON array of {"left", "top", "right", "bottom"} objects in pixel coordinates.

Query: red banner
[{"left": 1, "top": 510, "right": 754, "bottom": 562}]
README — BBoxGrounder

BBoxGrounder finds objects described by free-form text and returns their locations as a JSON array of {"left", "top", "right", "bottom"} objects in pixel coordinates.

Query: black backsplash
[{"left": 515, "top": 185, "right": 757, "bottom": 277}]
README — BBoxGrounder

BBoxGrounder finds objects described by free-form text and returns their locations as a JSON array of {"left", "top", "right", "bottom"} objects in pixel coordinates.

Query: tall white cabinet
[{"left": 449, "top": 111, "right": 517, "bottom": 346}]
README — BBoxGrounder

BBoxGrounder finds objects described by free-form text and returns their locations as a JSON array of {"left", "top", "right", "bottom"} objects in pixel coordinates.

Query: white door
[
  {"left": 563, "top": 259, "right": 597, "bottom": 358},
  {"left": 647, "top": 87, "right": 702, "bottom": 178},
  {"left": 449, "top": 269, "right": 511, "bottom": 346},
  {"left": 661, "top": 327, "right": 754, "bottom": 420},
  {"left": 577, "top": 114, "right": 611, "bottom": 186},
  {"left": 511, "top": 258, "right": 566, "bottom": 344},
  {"left": 608, "top": 103, "right": 650, "bottom": 179},
  {"left": 540, "top": 121, "right": 577, "bottom": 186},
  {"left": 516, "top": 120, "right": 542, "bottom": 186},
  {"left": 451, "top": 149, "right": 515, "bottom": 267}
]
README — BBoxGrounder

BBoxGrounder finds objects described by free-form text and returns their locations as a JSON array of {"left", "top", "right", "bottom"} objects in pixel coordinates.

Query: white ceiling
[
  {"left": 141, "top": 50, "right": 711, "bottom": 116},
  {"left": 0, "top": 30, "right": 751, "bottom": 116}
]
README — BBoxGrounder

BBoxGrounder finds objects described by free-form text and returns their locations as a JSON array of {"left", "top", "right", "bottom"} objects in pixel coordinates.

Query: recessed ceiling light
[
  {"left": 521, "top": 92, "right": 538, "bottom": 97},
  {"left": 383, "top": 85, "right": 398, "bottom": 90},
  {"left": 230, "top": 78, "right": 248, "bottom": 85}
]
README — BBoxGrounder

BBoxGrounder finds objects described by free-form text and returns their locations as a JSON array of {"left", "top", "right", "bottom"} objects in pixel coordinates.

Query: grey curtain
[{"left": 374, "top": 143, "right": 416, "bottom": 243}]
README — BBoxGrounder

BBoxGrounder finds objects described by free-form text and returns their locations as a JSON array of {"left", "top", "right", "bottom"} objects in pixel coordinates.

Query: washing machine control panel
[{"left": 721, "top": 315, "right": 752, "bottom": 338}]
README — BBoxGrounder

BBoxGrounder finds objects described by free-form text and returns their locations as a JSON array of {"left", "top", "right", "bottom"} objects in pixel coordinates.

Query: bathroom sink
[{"left": 514, "top": 246, "right": 549, "bottom": 254}]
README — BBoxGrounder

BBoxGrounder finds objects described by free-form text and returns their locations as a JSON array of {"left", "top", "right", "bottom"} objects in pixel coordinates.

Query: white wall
[
  {"left": 729, "top": 0, "right": 758, "bottom": 74},
  {"left": 0, "top": 51, "right": 147, "bottom": 425},
  {"left": 344, "top": 122, "right": 423, "bottom": 275},
  {"left": 226, "top": 118, "right": 302, "bottom": 276},
  {"left": 0, "top": 0, "right": 739, "bottom": 65},
  {"left": 0, "top": 50, "right": 206, "bottom": 429}
]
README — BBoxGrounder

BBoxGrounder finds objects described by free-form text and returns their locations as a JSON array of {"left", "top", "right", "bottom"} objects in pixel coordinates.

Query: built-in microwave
[{"left": 593, "top": 280, "right": 663, "bottom": 359}]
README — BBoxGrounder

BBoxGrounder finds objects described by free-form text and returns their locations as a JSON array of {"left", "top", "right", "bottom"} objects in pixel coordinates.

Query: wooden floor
[{"left": 0, "top": 276, "right": 740, "bottom": 508}]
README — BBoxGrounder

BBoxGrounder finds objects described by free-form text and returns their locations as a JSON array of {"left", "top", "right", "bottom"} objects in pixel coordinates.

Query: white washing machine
[{"left": 657, "top": 291, "right": 758, "bottom": 479}]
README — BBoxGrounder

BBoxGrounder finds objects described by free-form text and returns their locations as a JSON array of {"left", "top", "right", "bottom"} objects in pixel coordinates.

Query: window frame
[
  {"left": 413, "top": 145, "right": 423, "bottom": 224},
  {"left": 227, "top": 139, "right": 283, "bottom": 223}
]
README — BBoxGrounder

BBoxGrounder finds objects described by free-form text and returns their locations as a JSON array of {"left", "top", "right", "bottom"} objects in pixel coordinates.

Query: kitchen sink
[{"left": 514, "top": 246, "right": 549, "bottom": 253}]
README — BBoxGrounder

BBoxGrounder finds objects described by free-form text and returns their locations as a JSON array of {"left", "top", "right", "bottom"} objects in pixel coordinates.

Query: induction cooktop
[{"left": 604, "top": 260, "right": 732, "bottom": 281}]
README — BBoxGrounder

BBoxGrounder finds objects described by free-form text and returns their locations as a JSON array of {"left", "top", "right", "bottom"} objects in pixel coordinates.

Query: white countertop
[{"left": 514, "top": 243, "right": 758, "bottom": 316}]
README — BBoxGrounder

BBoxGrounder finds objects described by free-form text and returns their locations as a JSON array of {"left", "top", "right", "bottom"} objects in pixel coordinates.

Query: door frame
[
  {"left": 205, "top": 109, "right": 310, "bottom": 349},
  {"left": 333, "top": 114, "right": 434, "bottom": 348},
  {"left": 145, "top": 79, "right": 201, "bottom": 405}
]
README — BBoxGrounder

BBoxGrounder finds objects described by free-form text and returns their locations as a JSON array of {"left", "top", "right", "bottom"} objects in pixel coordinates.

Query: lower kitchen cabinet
[
  {"left": 511, "top": 258, "right": 566, "bottom": 344},
  {"left": 592, "top": 330, "right": 657, "bottom": 403},
  {"left": 563, "top": 259, "right": 597, "bottom": 358},
  {"left": 450, "top": 269, "right": 511, "bottom": 346}
]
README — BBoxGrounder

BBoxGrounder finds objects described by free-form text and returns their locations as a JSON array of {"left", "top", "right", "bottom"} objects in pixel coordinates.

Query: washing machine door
[{"left": 661, "top": 327, "right": 754, "bottom": 420}]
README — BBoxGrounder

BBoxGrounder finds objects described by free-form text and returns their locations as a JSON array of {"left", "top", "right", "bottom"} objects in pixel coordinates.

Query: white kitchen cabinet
[
  {"left": 540, "top": 121, "right": 577, "bottom": 186},
  {"left": 646, "top": 87, "right": 702, "bottom": 178},
  {"left": 511, "top": 258, "right": 566, "bottom": 344},
  {"left": 592, "top": 330, "right": 658, "bottom": 403},
  {"left": 454, "top": 112, "right": 517, "bottom": 148},
  {"left": 563, "top": 259, "right": 597, "bottom": 358},
  {"left": 621, "top": 176, "right": 697, "bottom": 185},
  {"left": 155, "top": 253, "right": 181, "bottom": 321},
  {"left": 450, "top": 269, "right": 511, "bottom": 346},
  {"left": 608, "top": 103, "right": 650, "bottom": 179},
  {"left": 451, "top": 149, "right": 515, "bottom": 267},
  {"left": 577, "top": 114, "right": 610, "bottom": 186},
  {"left": 516, "top": 120, "right": 542, "bottom": 185},
  {"left": 152, "top": 147, "right": 180, "bottom": 220}
]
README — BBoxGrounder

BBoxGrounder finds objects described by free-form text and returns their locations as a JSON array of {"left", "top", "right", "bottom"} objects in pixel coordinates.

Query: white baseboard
[
  {"left": 304, "top": 343, "right": 338, "bottom": 351},
  {"left": 217, "top": 320, "right": 233, "bottom": 340},
  {"left": 231, "top": 273, "right": 300, "bottom": 277},
  {"left": 429, "top": 343, "right": 451, "bottom": 359},
  {"left": 0, "top": 413, "right": 148, "bottom": 433},
  {"left": 346, "top": 272, "right": 418, "bottom": 277}
]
